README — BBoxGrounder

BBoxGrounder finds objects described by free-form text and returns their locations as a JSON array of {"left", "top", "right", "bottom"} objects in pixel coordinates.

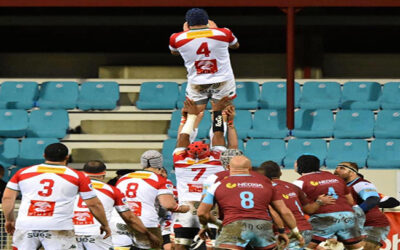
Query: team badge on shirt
[
  {"left": 310, "top": 181, "right": 319, "bottom": 186},
  {"left": 226, "top": 183, "right": 237, "bottom": 189}
]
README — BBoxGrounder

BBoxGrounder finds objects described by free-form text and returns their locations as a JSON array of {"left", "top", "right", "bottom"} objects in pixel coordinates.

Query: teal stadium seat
[
  {"left": 0, "top": 109, "right": 28, "bottom": 137},
  {"left": 374, "top": 110, "right": 400, "bottom": 138},
  {"left": 325, "top": 139, "right": 368, "bottom": 169},
  {"left": 259, "top": 81, "right": 301, "bottom": 109},
  {"left": 341, "top": 81, "right": 381, "bottom": 110},
  {"left": 299, "top": 81, "right": 341, "bottom": 109},
  {"left": 381, "top": 82, "right": 400, "bottom": 109},
  {"left": 233, "top": 81, "right": 259, "bottom": 109},
  {"left": 27, "top": 109, "right": 69, "bottom": 138},
  {"left": 284, "top": 139, "right": 327, "bottom": 168},
  {"left": 168, "top": 110, "right": 211, "bottom": 139},
  {"left": 177, "top": 82, "right": 187, "bottom": 109},
  {"left": 162, "top": 138, "right": 177, "bottom": 171},
  {"left": 77, "top": 81, "right": 119, "bottom": 110},
  {"left": 292, "top": 109, "right": 334, "bottom": 138},
  {"left": 136, "top": 82, "right": 178, "bottom": 110},
  {"left": 234, "top": 110, "right": 252, "bottom": 139},
  {"left": 167, "top": 172, "right": 177, "bottom": 186},
  {"left": 0, "top": 138, "right": 19, "bottom": 181},
  {"left": 367, "top": 139, "right": 400, "bottom": 169},
  {"left": 248, "top": 110, "right": 288, "bottom": 139},
  {"left": 16, "top": 138, "right": 59, "bottom": 167},
  {"left": 167, "top": 110, "right": 182, "bottom": 138},
  {"left": 37, "top": 81, "right": 78, "bottom": 109},
  {"left": 0, "top": 81, "right": 38, "bottom": 109},
  {"left": 334, "top": 110, "right": 374, "bottom": 138},
  {"left": 245, "top": 139, "right": 285, "bottom": 167}
]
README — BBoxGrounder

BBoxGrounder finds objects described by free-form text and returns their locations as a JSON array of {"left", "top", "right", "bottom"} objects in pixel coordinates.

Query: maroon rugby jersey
[
  {"left": 273, "top": 179, "right": 312, "bottom": 231},
  {"left": 293, "top": 171, "right": 353, "bottom": 214},
  {"left": 348, "top": 178, "right": 389, "bottom": 227},
  {"left": 207, "top": 174, "right": 280, "bottom": 225}
]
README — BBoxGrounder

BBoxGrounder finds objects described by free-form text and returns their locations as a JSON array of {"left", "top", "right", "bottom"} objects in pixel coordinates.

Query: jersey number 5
[
  {"left": 196, "top": 42, "right": 211, "bottom": 57},
  {"left": 38, "top": 179, "right": 55, "bottom": 197}
]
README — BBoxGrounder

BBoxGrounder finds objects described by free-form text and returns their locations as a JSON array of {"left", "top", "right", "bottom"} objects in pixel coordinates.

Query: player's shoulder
[
  {"left": 170, "top": 30, "right": 188, "bottom": 40},
  {"left": 212, "top": 27, "right": 233, "bottom": 34}
]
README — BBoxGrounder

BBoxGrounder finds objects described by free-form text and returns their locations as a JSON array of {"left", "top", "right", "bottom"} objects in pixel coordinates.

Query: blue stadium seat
[
  {"left": 381, "top": 82, "right": 400, "bottom": 109},
  {"left": 167, "top": 110, "right": 182, "bottom": 138},
  {"left": 234, "top": 110, "right": 252, "bottom": 139},
  {"left": 334, "top": 110, "right": 374, "bottom": 138},
  {"left": 16, "top": 138, "right": 59, "bottom": 167},
  {"left": 325, "top": 139, "right": 368, "bottom": 169},
  {"left": 237, "top": 139, "right": 245, "bottom": 152},
  {"left": 259, "top": 81, "right": 301, "bottom": 109},
  {"left": 299, "top": 81, "right": 341, "bottom": 109},
  {"left": 284, "top": 139, "right": 327, "bottom": 168},
  {"left": 0, "top": 138, "right": 19, "bottom": 167},
  {"left": 27, "top": 109, "right": 69, "bottom": 138},
  {"left": 292, "top": 109, "right": 334, "bottom": 138},
  {"left": 0, "top": 109, "right": 28, "bottom": 137},
  {"left": 37, "top": 81, "right": 78, "bottom": 109},
  {"left": 136, "top": 82, "right": 178, "bottom": 110},
  {"left": 233, "top": 81, "right": 259, "bottom": 109},
  {"left": 248, "top": 110, "right": 287, "bottom": 138},
  {"left": 341, "top": 81, "right": 381, "bottom": 110},
  {"left": 245, "top": 139, "right": 286, "bottom": 167},
  {"left": 77, "top": 81, "right": 119, "bottom": 110},
  {"left": 167, "top": 110, "right": 211, "bottom": 139},
  {"left": 162, "top": 138, "right": 177, "bottom": 171},
  {"left": 367, "top": 139, "right": 400, "bottom": 169},
  {"left": 177, "top": 82, "right": 187, "bottom": 109},
  {"left": 0, "top": 81, "right": 38, "bottom": 109},
  {"left": 374, "top": 110, "right": 400, "bottom": 138},
  {"left": 167, "top": 172, "right": 177, "bottom": 186}
]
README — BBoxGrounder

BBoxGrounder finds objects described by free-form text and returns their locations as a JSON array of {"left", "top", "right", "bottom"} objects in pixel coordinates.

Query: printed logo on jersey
[
  {"left": 186, "top": 158, "right": 210, "bottom": 165},
  {"left": 73, "top": 211, "right": 94, "bottom": 225},
  {"left": 195, "top": 59, "right": 218, "bottom": 74},
  {"left": 226, "top": 183, "right": 237, "bottom": 189},
  {"left": 127, "top": 173, "right": 152, "bottom": 179},
  {"left": 282, "top": 194, "right": 289, "bottom": 199},
  {"left": 28, "top": 200, "right": 56, "bottom": 216},
  {"left": 166, "top": 183, "right": 174, "bottom": 190},
  {"left": 310, "top": 181, "right": 319, "bottom": 186},
  {"left": 92, "top": 182, "right": 104, "bottom": 189},
  {"left": 188, "top": 183, "right": 203, "bottom": 193},
  {"left": 311, "top": 179, "right": 339, "bottom": 186},
  {"left": 127, "top": 201, "right": 142, "bottom": 216},
  {"left": 187, "top": 30, "right": 213, "bottom": 39},
  {"left": 237, "top": 182, "right": 263, "bottom": 189},
  {"left": 37, "top": 166, "right": 66, "bottom": 174}
]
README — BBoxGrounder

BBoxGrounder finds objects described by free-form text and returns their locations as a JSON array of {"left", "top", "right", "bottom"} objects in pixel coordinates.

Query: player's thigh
[
  {"left": 76, "top": 235, "right": 113, "bottom": 250},
  {"left": 40, "top": 230, "right": 77, "bottom": 250},
  {"left": 186, "top": 83, "right": 211, "bottom": 104},
  {"left": 132, "top": 227, "right": 162, "bottom": 249},
  {"left": 12, "top": 229, "right": 41, "bottom": 250},
  {"left": 333, "top": 213, "right": 363, "bottom": 246},
  {"left": 211, "top": 79, "right": 236, "bottom": 101},
  {"left": 363, "top": 226, "right": 390, "bottom": 248}
]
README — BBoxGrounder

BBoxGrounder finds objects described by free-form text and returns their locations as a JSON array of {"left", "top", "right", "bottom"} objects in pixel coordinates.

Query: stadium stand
[
  {"left": 136, "top": 81, "right": 179, "bottom": 109},
  {"left": 284, "top": 139, "right": 327, "bottom": 168},
  {"left": 292, "top": 109, "right": 334, "bottom": 138},
  {"left": 16, "top": 138, "right": 60, "bottom": 167},
  {"left": 259, "top": 81, "right": 301, "bottom": 109},
  {"left": 367, "top": 139, "right": 400, "bottom": 169},
  {"left": 299, "top": 81, "right": 341, "bottom": 109},
  {"left": 248, "top": 109, "right": 288, "bottom": 138},
  {"left": 0, "top": 109, "right": 28, "bottom": 137},
  {"left": 27, "top": 109, "right": 69, "bottom": 138},
  {"left": 374, "top": 110, "right": 400, "bottom": 138},
  {"left": 0, "top": 138, "right": 19, "bottom": 168},
  {"left": 0, "top": 81, "right": 38, "bottom": 109},
  {"left": 334, "top": 110, "right": 374, "bottom": 138},
  {"left": 245, "top": 139, "right": 285, "bottom": 167},
  {"left": 162, "top": 138, "right": 177, "bottom": 171},
  {"left": 167, "top": 110, "right": 183, "bottom": 138},
  {"left": 234, "top": 110, "right": 253, "bottom": 139},
  {"left": 341, "top": 81, "right": 381, "bottom": 109},
  {"left": 325, "top": 139, "right": 368, "bottom": 169},
  {"left": 233, "top": 81, "right": 259, "bottom": 109},
  {"left": 381, "top": 82, "right": 400, "bottom": 109},
  {"left": 177, "top": 82, "right": 187, "bottom": 109},
  {"left": 37, "top": 81, "right": 79, "bottom": 109},
  {"left": 77, "top": 81, "right": 119, "bottom": 110}
]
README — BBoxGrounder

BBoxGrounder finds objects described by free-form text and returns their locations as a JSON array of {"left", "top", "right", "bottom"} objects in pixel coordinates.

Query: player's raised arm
[
  {"left": 211, "top": 96, "right": 230, "bottom": 147},
  {"left": 176, "top": 99, "right": 200, "bottom": 148},
  {"left": 224, "top": 105, "right": 239, "bottom": 149}
]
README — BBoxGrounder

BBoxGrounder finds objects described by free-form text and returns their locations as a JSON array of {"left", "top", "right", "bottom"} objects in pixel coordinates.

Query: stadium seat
[
  {"left": 233, "top": 81, "right": 259, "bottom": 109},
  {"left": 162, "top": 138, "right": 177, "bottom": 171},
  {"left": 167, "top": 171, "right": 177, "bottom": 186},
  {"left": 284, "top": 139, "right": 327, "bottom": 168},
  {"left": 299, "top": 81, "right": 341, "bottom": 109},
  {"left": 0, "top": 138, "right": 19, "bottom": 167},
  {"left": 0, "top": 81, "right": 38, "bottom": 109},
  {"left": 367, "top": 139, "right": 400, "bottom": 169},
  {"left": 381, "top": 82, "right": 400, "bottom": 109},
  {"left": 168, "top": 110, "right": 211, "bottom": 139},
  {"left": 325, "top": 139, "right": 368, "bottom": 169},
  {"left": 37, "top": 81, "right": 78, "bottom": 109},
  {"left": 341, "top": 81, "right": 381, "bottom": 110},
  {"left": 77, "top": 81, "right": 119, "bottom": 110},
  {"left": 234, "top": 110, "right": 252, "bottom": 139},
  {"left": 167, "top": 110, "right": 182, "bottom": 138},
  {"left": 0, "top": 109, "right": 28, "bottom": 137},
  {"left": 248, "top": 110, "right": 288, "bottom": 139},
  {"left": 374, "top": 110, "right": 400, "bottom": 138},
  {"left": 245, "top": 139, "right": 286, "bottom": 167},
  {"left": 16, "top": 138, "right": 59, "bottom": 167},
  {"left": 259, "top": 81, "right": 301, "bottom": 109},
  {"left": 27, "top": 109, "right": 69, "bottom": 138},
  {"left": 136, "top": 82, "right": 178, "bottom": 110},
  {"left": 292, "top": 109, "right": 334, "bottom": 138},
  {"left": 177, "top": 82, "right": 187, "bottom": 109},
  {"left": 334, "top": 110, "right": 374, "bottom": 138}
]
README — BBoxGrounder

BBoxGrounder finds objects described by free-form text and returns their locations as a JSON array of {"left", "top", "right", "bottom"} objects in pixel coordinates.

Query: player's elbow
[
  {"left": 197, "top": 204, "right": 209, "bottom": 219},
  {"left": 170, "top": 50, "right": 180, "bottom": 56},
  {"left": 229, "top": 42, "right": 239, "bottom": 50}
]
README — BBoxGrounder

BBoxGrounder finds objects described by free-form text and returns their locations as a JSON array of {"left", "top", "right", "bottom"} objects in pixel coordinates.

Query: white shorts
[
  {"left": 111, "top": 222, "right": 134, "bottom": 247},
  {"left": 76, "top": 235, "right": 113, "bottom": 250},
  {"left": 173, "top": 202, "right": 200, "bottom": 229},
  {"left": 186, "top": 79, "right": 236, "bottom": 104},
  {"left": 12, "top": 229, "right": 77, "bottom": 250}
]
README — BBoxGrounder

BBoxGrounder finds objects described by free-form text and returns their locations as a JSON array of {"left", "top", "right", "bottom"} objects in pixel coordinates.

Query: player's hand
[
  {"left": 224, "top": 105, "right": 236, "bottom": 122},
  {"left": 211, "top": 96, "right": 231, "bottom": 111},
  {"left": 317, "top": 194, "right": 336, "bottom": 205},
  {"left": 184, "top": 99, "right": 200, "bottom": 115},
  {"left": 183, "top": 21, "right": 189, "bottom": 31},
  {"left": 5, "top": 221, "right": 15, "bottom": 235},
  {"left": 291, "top": 231, "right": 305, "bottom": 247},
  {"left": 198, "top": 227, "right": 211, "bottom": 240},
  {"left": 147, "top": 231, "right": 162, "bottom": 248},
  {"left": 100, "top": 225, "right": 112, "bottom": 239},
  {"left": 277, "top": 233, "right": 290, "bottom": 249},
  {"left": 177, "top": 204, "right": 190, "bottom": 213},
  {"left": 208, "top": 20, "right": 218, "bottom": 28}
]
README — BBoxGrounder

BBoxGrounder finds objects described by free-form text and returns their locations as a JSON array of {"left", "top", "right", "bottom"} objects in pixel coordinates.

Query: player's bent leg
[
  {"left": 363, "top": 226, "right": 390, "bottom": 250},
  {"left": 12, "top": 229, "right": 42, "bottom": 250},
  {"left": 210, "top": 79, "right": 236, "bottom": 102},
  {"left": 40, "top": 230, "right": 77, "bottom": 250}
]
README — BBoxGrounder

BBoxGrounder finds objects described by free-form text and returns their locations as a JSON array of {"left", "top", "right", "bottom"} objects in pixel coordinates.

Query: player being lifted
[
  {"left": 173, "top": 98, "right": 230, "bottom": 249},
  {"left": 169, "top": 8, "right": 239, "bottom": 111}
]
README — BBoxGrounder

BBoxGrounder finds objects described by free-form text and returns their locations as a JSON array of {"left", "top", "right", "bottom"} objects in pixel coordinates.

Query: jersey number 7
[{"left": 192, "top": 168, "right": 206, "bottom": 181}]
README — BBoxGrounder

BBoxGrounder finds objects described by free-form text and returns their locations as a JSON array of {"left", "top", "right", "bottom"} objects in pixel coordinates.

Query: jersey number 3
[
  {"left": 196, "top": 42, "right": 210, "bottom": 57},
  {"left": 38, "top": 179, "right": 55, "bottom": 197}
]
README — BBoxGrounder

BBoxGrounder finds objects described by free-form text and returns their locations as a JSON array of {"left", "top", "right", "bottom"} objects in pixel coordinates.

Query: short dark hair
[
  {"left": 44, "top": 143, "right": 69, "bottom": 162},
  {"left": 259, "top": 161, "right": 281, "bottom": 179},
  {"left": 296, "top": 155, "right": 320, "bottom": 174},
  {"left": 185, "top": 8, "right": 209, "bottom": 26}
]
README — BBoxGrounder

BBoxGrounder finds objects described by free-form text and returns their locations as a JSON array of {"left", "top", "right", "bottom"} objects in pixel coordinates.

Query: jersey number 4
[
  {"left": 38, "top": 179, "right": 55, "bottom": 197},
  {"left": 196, "top": 42, "right": 211, "bottom": 57}
]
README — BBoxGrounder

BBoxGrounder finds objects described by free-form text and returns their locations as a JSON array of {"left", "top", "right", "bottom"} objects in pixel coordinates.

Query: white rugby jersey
[
  {"left": 115, "top": 171, "right": 173, "bottom": 227},
  {"left": 74, "top": 179, "right": 129, "bottom": 235},
  {"left": 173, "top": 146, "right": 226, "bottom": 202},
  {"left": 169, "top": 28, "right": 237, "bottom": 85},
  {"left": 6, "top": 164, "right": 96, "bottom": 230}
]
